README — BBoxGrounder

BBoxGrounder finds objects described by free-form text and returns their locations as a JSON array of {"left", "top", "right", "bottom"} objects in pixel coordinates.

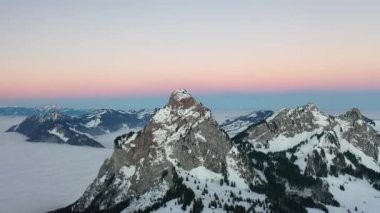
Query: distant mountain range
[
  {"left": 0, "top": 105, "right": 90, "bottom": 116},
  {"left": 221, "top": 108, "right": 380, "bottom": 138},
  {"left": 6, "top": 108, "right": 154, "bottom": 148},
  {"left": 52, "top": 89, "right": 380, "bottom": 213},
  {"left": 220, "top": 110, "right": 273, "bottom": 137}
]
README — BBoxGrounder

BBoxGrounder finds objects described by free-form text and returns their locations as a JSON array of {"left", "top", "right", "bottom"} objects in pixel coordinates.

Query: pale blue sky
[
  {"left": 2, "top": 92, "right": 379, "bottom": 113},
  {"left": 0, "top": 0, "right": 379, "bottom": 111}
]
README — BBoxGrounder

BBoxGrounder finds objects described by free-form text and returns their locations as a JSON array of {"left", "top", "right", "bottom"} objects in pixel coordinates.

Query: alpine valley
[{"left": 50, "top": 89, "right": 380, "bottom": 213}]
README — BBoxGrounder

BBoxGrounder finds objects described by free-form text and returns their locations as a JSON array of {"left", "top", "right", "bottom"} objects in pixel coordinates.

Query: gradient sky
[{"left": 0, "top": 1, "right": 379, "bottom": 110}]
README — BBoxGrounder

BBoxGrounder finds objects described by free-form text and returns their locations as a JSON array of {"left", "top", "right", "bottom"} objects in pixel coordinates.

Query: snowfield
[
  {"left": 324, "top": 175, "right": 380, "bottom": 213},
  {"left": 373, "top": 119, "right": 380, "bottom": 134},
  {"left": 0, "top": 116, "right": 112, "bottom": 213}
]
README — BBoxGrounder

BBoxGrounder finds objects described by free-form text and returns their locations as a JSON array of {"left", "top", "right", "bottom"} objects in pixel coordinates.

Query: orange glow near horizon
[
  {"left": 2, "top": 41, "right": 380, "bottom": 99},
  {"left": 1, "top": 65, "right": 379, "bottom": 99}
]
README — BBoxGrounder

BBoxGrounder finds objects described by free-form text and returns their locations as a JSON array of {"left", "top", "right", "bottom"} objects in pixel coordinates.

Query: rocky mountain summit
[
  {"left": 234, "top": 104, "right": 380, "bottom": 212},
  {"left": 54, "top": 89, "right": 266, "bottom": 212},
  {"left": 52, "top": 91, "right": 380, "bottom": 213},
  {"left": 7, "top": 109, "right": 153, "bottom": 148},
  {"left": 235, "top": 104, "right": 380, "bottom": 157}
]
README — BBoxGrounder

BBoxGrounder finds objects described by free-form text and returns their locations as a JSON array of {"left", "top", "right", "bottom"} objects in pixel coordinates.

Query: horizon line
[{"left": 1, "top": 89, "right": 380, "bottom": 101}]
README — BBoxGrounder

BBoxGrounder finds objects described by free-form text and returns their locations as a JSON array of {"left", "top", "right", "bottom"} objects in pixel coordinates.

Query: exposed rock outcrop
[{"left": 65, "top": 89, "right": 259, "bottom": 212}]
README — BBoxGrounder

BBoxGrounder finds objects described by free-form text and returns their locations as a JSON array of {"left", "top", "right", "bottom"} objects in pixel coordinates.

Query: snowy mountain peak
[
  {"left": 168, "top": 88, "right": 196, "bottom": 109},
  {"left": 150, "top": 90, "right": 212, "bottom": 146},
  {"left": 84, "top": 108, "right": 110, "bottom": 118},
  {"left": 171, "top": 88, "right": 192, "bottom": 100},
  {"left": 340, "top": 107, "right": 363, "bottom": 121},
  {"left": 64, "top": 90, "right": 261, "bottom": 213},
  {"left": 234, "top": 103, "right": 335, "bottom": 152},
  {"left": 304, "top": 102, "right": 318, "bottom": 111},
  {"left": 53, "top": 101, "right": 380, "bottom": 213},
  {"left": 37, "top": 103, "right": 61, "bottom": 112},
  {"left": 40, "top": 110, "right": 67, "bottom": 122}
]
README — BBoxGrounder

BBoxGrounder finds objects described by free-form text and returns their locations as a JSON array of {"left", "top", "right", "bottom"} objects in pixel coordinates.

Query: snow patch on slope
[
  {"left": 48, "top": 128, "right": 69, "bottom": 142},
  {"left": 69, "top": 127, "right": 94, "bottom": 139},
  {"left": 227, "top": 147, "right": 249, "bottom": 188},
  {"left": 332, "top": 123, "right": 380, "bottom": 172},
  {"left": 122, "top": 181, "right": 170, "bottom": 213},
  {"left": 324, "top": 175, "right": 380, "bottom": 213},
  {"left": 189, "top": 166, "right": 222, "bottom": 181},
  {"left": 256, "top": 128, "right": 323, "bottom": 153},
  {"left": 151, "top": 199, "right": 188, "bottom": 213},
  {"left": 373, "top": 120, "right": 380, "bottom": 133},
  {"left": 177, "top": 166, "right": 267, "bottom": 213},
  {"left": 340, "top": 138, "right": 380, "bottom": 172},
  {"left": 195, "top": 132, "right": 207, "bottom": 142},
  {"left": 119, "top": 165, "right": 136, "bottom": 179},
  {"left": 311, "top": 110, "right": 330, "bottom": 127},
  {"left": 85, "top": 118, "right": 101, "bottom": 128},
  {"left": 293, "top": 135, "right": 320, "bottom": 172}
]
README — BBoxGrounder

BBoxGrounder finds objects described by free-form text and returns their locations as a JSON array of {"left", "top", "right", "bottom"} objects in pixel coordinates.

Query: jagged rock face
[
  {"left": 338, "top": 108, "right": 380, "bottom": 160},
  {"left": 235, "top": 104, "right": 380, "bottom": 161},
  {"left": 268, "top": 103, "right": 332, "bottom": 137},
  {"left": 171, "top": 120, "right": 231, "bottom": 172},
  {"left": 233, "top": 105, "right": 380, "bottom": 212},
  {"left": 168, "top": 88, "right": 196, "bottom": 108},
  {"left": 146, "top": 89, "right": 230, "bottom": 173},
  {"left": 70, "top": 89, "right": 234, "bottom": 212},
  {"left": 301, "top": 131, "right": 341, "bottom": 177},
  {"left": 55, "top": 100, "right": 380, "bottom": 213},
  {"left": 237, "top": 103, "right": 334, "bottom": 149}
]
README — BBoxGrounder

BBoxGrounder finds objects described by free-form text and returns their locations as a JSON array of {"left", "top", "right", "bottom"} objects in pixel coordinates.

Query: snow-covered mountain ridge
[
  {"left": 233, "top": 104, "right": 380, "bottom": 212},
  {"left": 7, "top": 109, "right": 153, "bottom": 148},
  {"left": 53, "top": 89, "right": 267, "bottom": 213},
  {"left": 235, "top": 104, "right": 380, "bottom": 161},
  {"left": 52, "top": 90, "right": 380, "bottom": 213}
]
